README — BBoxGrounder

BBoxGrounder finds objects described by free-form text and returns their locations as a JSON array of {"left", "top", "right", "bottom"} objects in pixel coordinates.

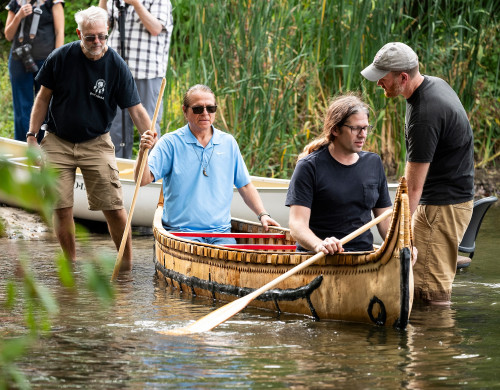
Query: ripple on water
[{"left": 2, "top": 220, "right": 500, "bottom": 389}]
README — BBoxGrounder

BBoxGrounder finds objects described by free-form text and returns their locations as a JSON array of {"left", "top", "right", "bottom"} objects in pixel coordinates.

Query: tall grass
[
  {"left": 0, "top": 0, "right": 497, "bottom": 178},
  {"left": 0, "top": 53, "right": 13, "bottom": 139},
  {"left": 164, "top": 0, "right": 499, "bottom": 178}
]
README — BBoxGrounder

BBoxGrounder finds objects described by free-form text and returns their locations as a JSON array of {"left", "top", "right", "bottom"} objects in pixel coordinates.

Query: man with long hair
[{"left": 286, "top": 94, "right": 392, "bottom": 255}]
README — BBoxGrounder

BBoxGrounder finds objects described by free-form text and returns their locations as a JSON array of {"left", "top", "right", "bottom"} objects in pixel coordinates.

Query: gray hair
[
  {"left": 75, "top": 6, "right": 108, "bottom": 31},
  {"left": 182, "top": 84, "right": 216, "bottom": 107}
]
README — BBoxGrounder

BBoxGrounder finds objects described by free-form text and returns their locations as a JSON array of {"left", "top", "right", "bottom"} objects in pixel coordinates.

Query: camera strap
[
  {"left": 17, "top": 0, "right": 42, "bottom": 42},
  {"left": 29, "top": 1, "right": 42, "bottom": 39}
]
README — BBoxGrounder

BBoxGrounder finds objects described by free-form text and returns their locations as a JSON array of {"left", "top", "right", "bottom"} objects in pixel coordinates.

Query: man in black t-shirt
[
  {"left": 361, "top": 42, "right": 474, "bottom": 305},
  {"left": 27, "top": 6, "right": 152, "bottom": 271},
  {"left": 286, "top": 95, "right": 392, "bottom": 255}
]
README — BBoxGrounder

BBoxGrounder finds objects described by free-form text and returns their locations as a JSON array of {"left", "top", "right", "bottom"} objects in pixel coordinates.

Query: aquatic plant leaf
[{"left": 56, "top": 252, "right": 75, "bottom": 289}]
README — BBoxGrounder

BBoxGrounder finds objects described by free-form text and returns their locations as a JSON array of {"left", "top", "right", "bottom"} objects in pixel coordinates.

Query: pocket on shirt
[{"left": 363, "top": 183, "right": 378, "bottom": 209}]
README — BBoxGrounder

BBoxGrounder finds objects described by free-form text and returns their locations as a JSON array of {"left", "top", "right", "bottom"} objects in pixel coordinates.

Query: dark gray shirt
[
  {"left": 405, "top": 76, "right": 474, "bottom": 204},
  {"left": 286, "top": 147, "right": 392, "bottom": 251}
]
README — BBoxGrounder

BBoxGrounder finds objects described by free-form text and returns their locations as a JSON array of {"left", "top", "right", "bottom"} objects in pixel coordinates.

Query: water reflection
[{"left": 0, "top": 205, "right": 499, "bottom": 388}]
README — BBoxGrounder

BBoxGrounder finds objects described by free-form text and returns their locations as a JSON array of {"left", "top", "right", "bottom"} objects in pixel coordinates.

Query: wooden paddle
[
  {"left": 163, "top": 208, "right": 393, "bottom": 335},
  {"left": 111, "top": 77, "right": 166, "bottom": 281}
]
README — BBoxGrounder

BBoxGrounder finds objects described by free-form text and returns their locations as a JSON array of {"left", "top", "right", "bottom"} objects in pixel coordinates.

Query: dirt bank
[
  {"left": 0, "top": 205, "right": 52, "bottom": 240},
  {"left": 473, "top": 168, "right": 500, "bottom": 198}
]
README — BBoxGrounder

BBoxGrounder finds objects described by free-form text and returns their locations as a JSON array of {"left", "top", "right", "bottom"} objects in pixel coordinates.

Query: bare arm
[
  {"left": 404, "top": 161, "right": 430, "bottom": 215},
  {"left": 27, "top": 86, "right": 53, "bottom": 146},
  {"left": 98, "top": 0, "right": 108, "bottom": 11},
  {"left": 373, "top": 206, "right": 392, "bottom": 240},
  {"left": 4, "top": 4, "right": 33, "bottom": 41},
  {"left": 125, "top": 0, "right": 163, "bottom": 36},
  {"left": 133, "top": 130, "right": 157, "bottom": 186},
  {"left": 237, "top": 183, "right": 280, "bottom": 230},
  {"left": 130, "top": 103, "right": 154, "bottom": 186},
  {"left": 289, "top": 205, "right": 343, "bottom": 254},
  {"left": 52, "top": 3, "right": 65, "bottom": 48},
  {"left": 128, "top": 103, "right": 153, "bottom": 137}
]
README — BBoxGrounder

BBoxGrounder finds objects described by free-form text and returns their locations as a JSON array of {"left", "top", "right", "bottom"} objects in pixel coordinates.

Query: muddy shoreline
[{"left": 0, "top": 205, "right": 52, "bottom": 240}]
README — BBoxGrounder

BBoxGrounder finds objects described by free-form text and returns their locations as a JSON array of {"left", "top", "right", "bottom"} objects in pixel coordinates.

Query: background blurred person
[
  {"left": 5, "top": 0, "right": 64, "bottom": 142},
  {"left": 99, "top": 0, "right": 173, "bottom": 158}
]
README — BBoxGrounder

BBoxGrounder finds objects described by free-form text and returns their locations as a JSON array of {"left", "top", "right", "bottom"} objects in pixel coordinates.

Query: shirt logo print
[{"left": 90, "top": 79, "right": 106, "bottom": 100}]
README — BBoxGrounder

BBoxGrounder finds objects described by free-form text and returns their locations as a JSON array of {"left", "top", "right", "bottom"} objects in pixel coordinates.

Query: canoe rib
[{"left": 153, "top": 178, "right": 414, "bottom": 328}]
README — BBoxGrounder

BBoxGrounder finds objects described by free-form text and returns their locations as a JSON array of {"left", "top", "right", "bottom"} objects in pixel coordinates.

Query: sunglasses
[
  {"left": 188, "top": 105, "right": 217, "bottom": 114},
  {"left": 82, "top": 34, "right": 109, "bottom": 43}
]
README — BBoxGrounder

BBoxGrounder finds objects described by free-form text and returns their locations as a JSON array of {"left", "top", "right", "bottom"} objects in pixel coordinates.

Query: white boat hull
[
  {"left": 1, "top": 136, "right": 397, "bottom": 243},
  {"left": 0, "top": 137, "right": 289, "bottom": 227}
]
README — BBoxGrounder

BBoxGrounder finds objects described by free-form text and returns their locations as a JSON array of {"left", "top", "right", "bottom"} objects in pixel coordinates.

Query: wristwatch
[
  {"left": 26, "top": 131, "right": 37, "bottom": 139},
  {"left": 258, "top": 212, "right": 271, "bottom": 221}
]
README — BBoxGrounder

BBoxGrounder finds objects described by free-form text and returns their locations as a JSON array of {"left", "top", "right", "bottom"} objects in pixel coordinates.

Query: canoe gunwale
[{"left": 153, "top": 209, "right": 402, "bottom": 268}]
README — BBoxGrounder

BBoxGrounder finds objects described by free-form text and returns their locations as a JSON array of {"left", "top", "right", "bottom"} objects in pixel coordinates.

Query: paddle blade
[{"left": 161, "top": 295, "right": 253, "bottom": 335}]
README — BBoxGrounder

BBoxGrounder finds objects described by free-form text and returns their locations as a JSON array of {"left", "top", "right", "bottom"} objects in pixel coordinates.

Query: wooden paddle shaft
[
  {"left": 242, "top": 208, "right": 393, "bottom": 302},
  {"left": 166, "top": 208, "right": 393, "bottom": 335},
  {"left": 111, "top": 77, "right": 166, "bottom": 281}
]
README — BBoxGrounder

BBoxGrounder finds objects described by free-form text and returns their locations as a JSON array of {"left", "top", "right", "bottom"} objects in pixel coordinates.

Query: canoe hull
[
  {"left": 154, "top": 246, "right": 413, "bottom": 326},
  {"left": 153, "top": 179, "right": 414, "bottom": 327}
]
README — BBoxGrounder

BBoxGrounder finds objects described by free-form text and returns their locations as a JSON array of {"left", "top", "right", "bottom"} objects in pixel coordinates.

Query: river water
[{"left": 1, "top": 205, "right": 499, "bottom": 389}]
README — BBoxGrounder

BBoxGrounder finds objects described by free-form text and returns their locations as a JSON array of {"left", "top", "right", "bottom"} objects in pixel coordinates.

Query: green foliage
[
  {"left": 0, "top": 55, "right": 13, "bottom": 139},
  {"left": 0, "top": 151, "right": 116, "bottom": 388},
  {"left": 0, "top": 149, "right": 57, "bottom": 222},
  {"left": 63, "top": 0, "right": 94, "bottom": 42},
  {"left": 0, "top": 0, "right": 498, "bottom": 176},
  {"left": 0, "top": 336, "right": 32, "bottom": 390},
  {"left": 56, "top": 252, "right": 75, "bottom": 288},
  {"left": 82, "top": 254, "right": 116, "bottom": 305},
  {"left": 162, "top": 0, "right": 499, "bottom": 178}
]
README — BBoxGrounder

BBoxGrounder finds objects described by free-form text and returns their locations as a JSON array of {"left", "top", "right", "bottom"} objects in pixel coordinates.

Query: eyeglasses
[
  {"left": 82, "top": 34, "right": 109, "bottom": 43},
  {"left": 342, "top": 124, "right": 373, "bottom": 135},
  {"left": 188, "top": 105, "right": 217, "bottom": 114}
]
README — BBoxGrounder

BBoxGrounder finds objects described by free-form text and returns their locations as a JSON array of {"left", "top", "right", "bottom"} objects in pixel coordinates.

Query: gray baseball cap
[{"left": 361, "top": 42, "right": 419, "bottom": 81}]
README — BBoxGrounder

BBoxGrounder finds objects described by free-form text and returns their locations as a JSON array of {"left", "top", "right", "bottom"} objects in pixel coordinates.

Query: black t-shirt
[
  {"left": 286, "top": 147, "right": 392, "bottom": 251},
  {"left": 8, "top": 0, "right": 61, "bottom": 60},
  {"left": 405, "top": 76, "right": 474, "bottom": 204},
  {"left": 36, "top": 41, "right": 141, "bottom": 143}
]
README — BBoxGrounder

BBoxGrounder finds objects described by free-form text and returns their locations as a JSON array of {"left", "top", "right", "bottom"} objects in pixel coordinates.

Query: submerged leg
[{"left": 54, "top": 207, "right": 76, "bottom": 261}]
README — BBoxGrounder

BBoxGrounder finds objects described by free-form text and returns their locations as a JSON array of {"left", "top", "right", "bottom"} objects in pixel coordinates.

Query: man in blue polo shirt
[{"left": 134, "top": 84, "right": 279, "bottom": 244}]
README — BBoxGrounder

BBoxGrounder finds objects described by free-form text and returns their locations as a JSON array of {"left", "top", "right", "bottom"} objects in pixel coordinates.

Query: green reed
[
  {"left": 0, "top": 54, "right": 13, "bottom": 139},
  {"left": 164, "top": 0, "right": 499, "bottom": 178},
  {"left": 0, "top": 0, "right": 497, "bottom": 177}
]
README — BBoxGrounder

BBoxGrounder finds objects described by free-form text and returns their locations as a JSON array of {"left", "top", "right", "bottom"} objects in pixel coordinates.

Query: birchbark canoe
[{"left": 153, "top": 178, "right": 414, "bottom": 328}]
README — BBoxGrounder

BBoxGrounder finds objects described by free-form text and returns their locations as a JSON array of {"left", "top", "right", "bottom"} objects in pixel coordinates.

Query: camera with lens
[{"left": 14, "top": 43, "right": 39, "bottom": 73}]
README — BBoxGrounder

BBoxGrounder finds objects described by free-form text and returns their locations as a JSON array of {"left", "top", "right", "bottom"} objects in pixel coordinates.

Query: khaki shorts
[
  {"left": 412, "top": 201, "right": 473, "bottom": 302},
  {"left": 41, "top": 132, "right": 124, "bottom": 211}
]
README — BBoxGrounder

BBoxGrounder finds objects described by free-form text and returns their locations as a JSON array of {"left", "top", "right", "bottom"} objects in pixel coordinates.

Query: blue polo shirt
[{"left": 148, "top": 125, "right": 251, "bottom": 232}]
